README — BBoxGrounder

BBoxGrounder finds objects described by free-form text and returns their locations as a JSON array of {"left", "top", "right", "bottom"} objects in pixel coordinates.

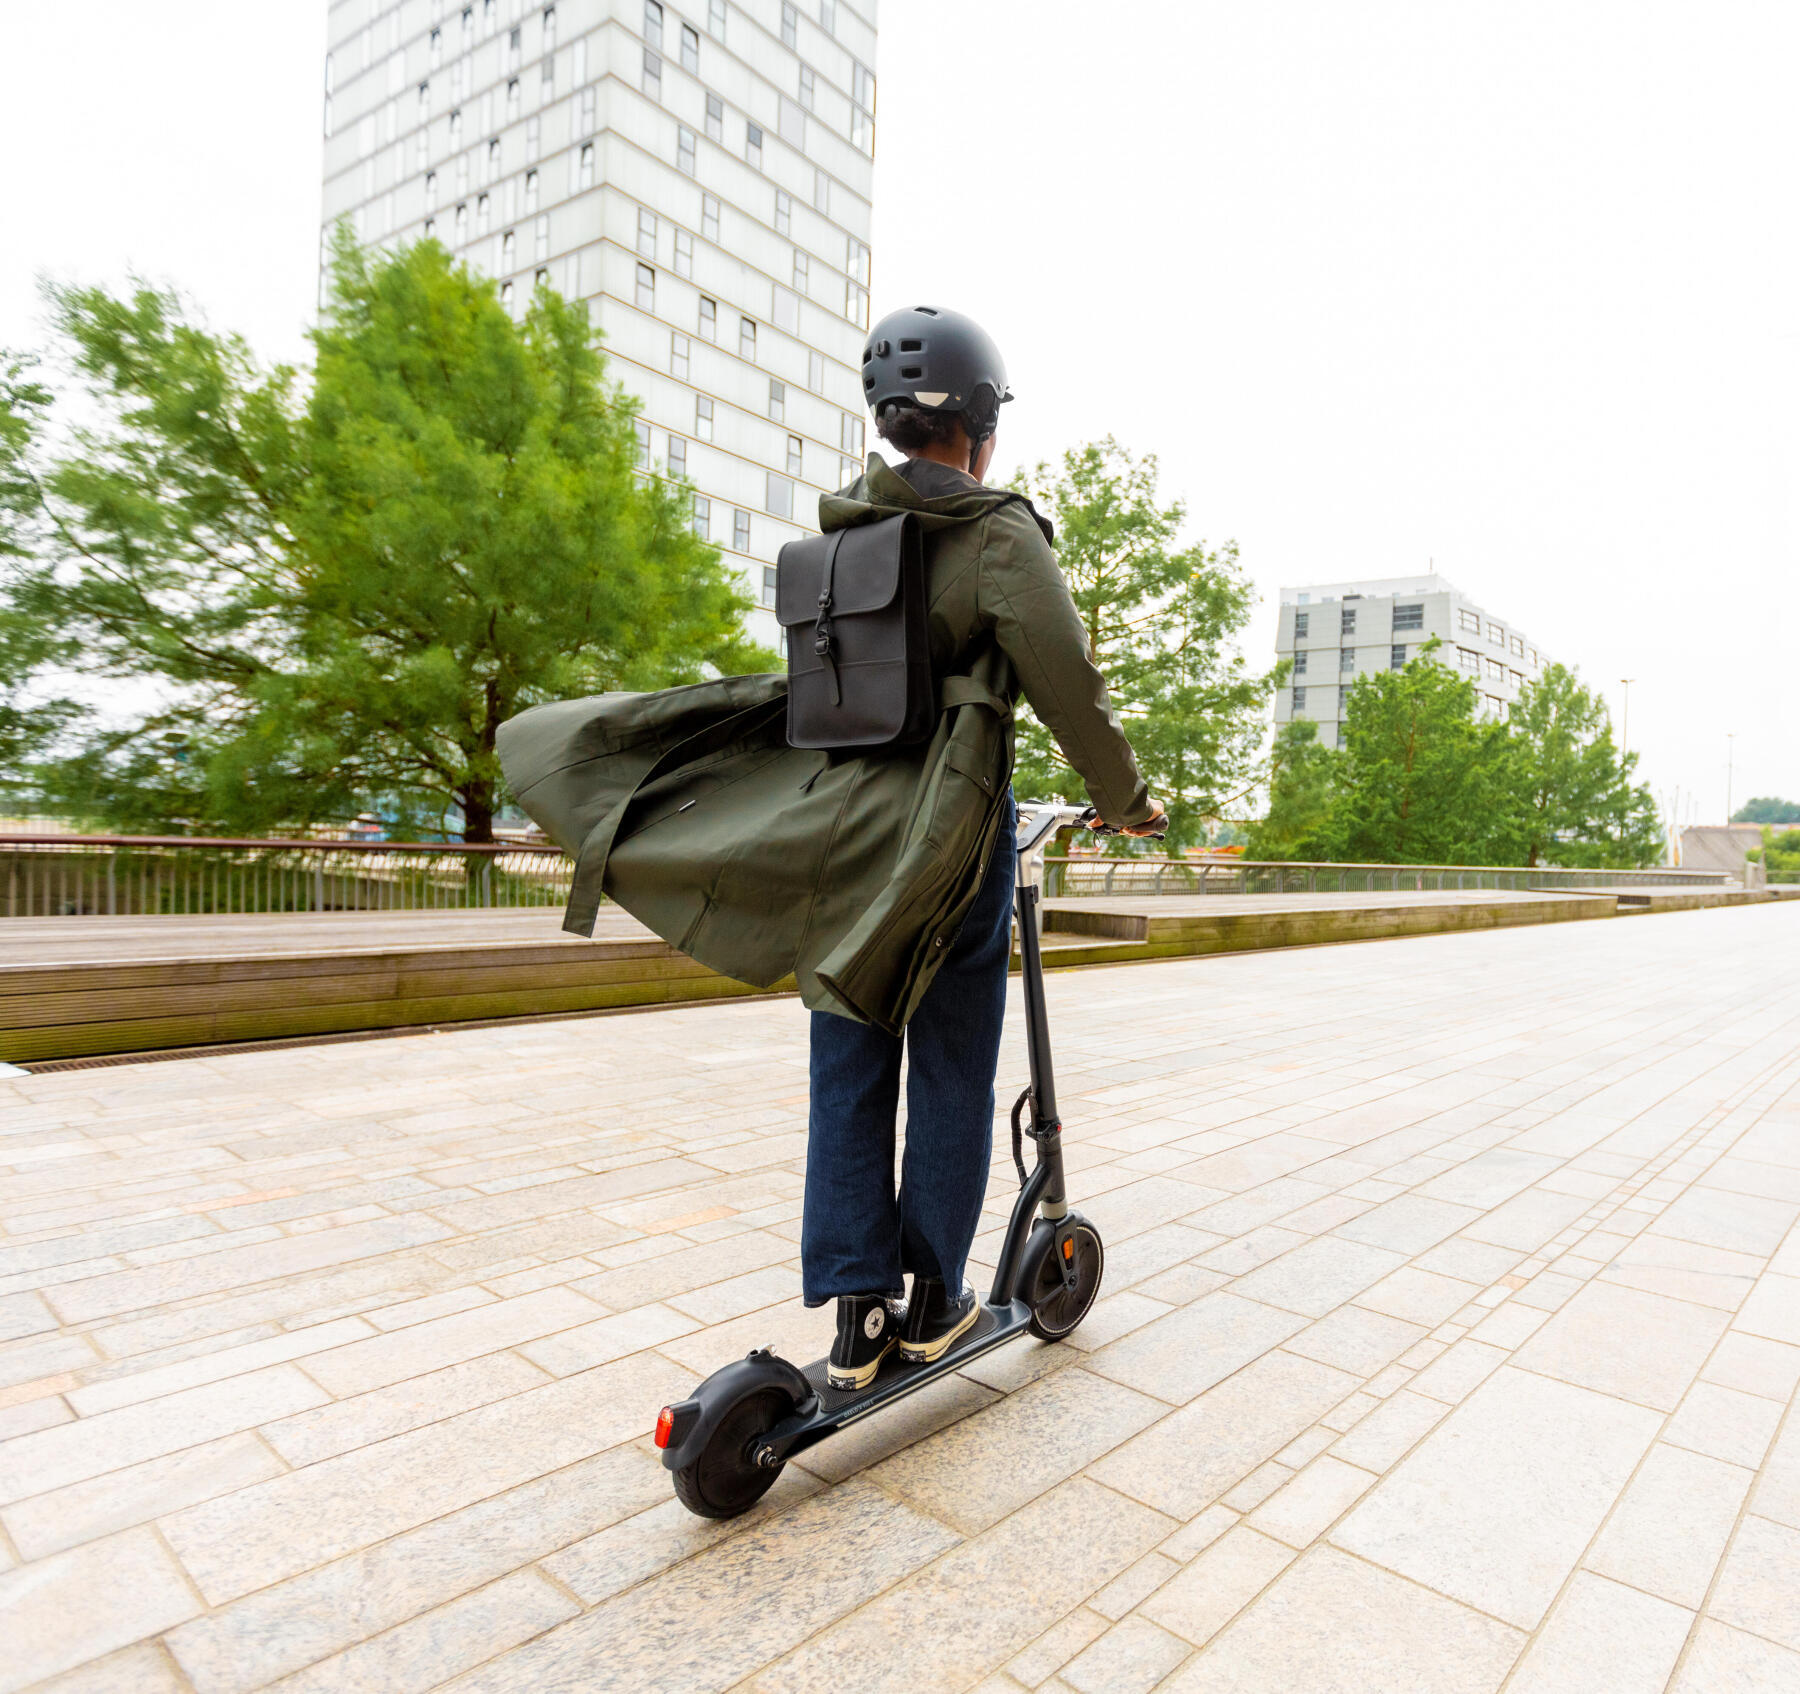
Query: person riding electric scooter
[{"left": 651, "top": 307, "right": 1167, "bottom": 1515}]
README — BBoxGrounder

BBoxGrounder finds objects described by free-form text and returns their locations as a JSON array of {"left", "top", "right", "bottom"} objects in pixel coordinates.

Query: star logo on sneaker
[{"left": 863, "top": 1307, "right": 885, "bottom": 1339}]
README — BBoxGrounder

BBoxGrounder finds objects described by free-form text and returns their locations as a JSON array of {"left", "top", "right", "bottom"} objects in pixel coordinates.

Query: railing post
[
  {"left": 312, "top": 861, "right": 324, "bottom": 913},
  {"left": 107, "top": 853, "right": 116, "bottom": 916}
]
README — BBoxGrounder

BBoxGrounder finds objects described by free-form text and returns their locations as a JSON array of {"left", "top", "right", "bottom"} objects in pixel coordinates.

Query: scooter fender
[
  {"left": 657, "top": 1349, "right": 816, "bottom": 1473},
  {"left": 1013, "top": 1210, "right": 1092, "bottom": 1302}
]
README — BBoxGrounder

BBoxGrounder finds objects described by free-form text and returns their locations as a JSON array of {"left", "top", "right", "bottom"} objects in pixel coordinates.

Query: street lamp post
[
  {"left": 1619, "top": 679, "right": 1634, "bottom": 756},
  {"left": 1726, "top": 734, "right": 1736, "bottom": 823}
]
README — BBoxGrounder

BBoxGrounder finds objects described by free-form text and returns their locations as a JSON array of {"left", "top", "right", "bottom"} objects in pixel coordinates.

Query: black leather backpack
[{"left": 775, "top": 512, "right": 933, "bottom": 750}]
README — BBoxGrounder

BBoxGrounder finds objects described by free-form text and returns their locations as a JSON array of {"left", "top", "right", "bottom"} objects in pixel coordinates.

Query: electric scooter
[{"left": 655, "top": 801, "right": 1145, "bottom": 1519}]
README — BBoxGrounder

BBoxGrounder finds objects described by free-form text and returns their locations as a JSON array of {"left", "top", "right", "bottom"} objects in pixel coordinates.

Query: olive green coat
[{"left": 497, "top": 454, "right": 1151, "bottom": 1034}]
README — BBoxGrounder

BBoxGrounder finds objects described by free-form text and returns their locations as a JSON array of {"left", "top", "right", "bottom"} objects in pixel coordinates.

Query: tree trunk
[{"left": 461, "top": 781, "right": 495, "bottom": 844}]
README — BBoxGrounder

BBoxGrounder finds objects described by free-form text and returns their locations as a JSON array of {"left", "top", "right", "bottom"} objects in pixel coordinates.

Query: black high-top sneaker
[
  {"left": 899, "top": 1277, "right": 979, "bottom": 1363},
  {"left": 828, "top": 1294, "right": 902, "bottom": 1390}
]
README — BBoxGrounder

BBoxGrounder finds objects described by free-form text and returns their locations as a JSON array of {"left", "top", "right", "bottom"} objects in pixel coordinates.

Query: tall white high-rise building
[
  {"left": 1273, "top": 575, "right": 1557, "bottom": 748},
  {"left": 320, "top": 0, "right": 877, "bottom": 649}
]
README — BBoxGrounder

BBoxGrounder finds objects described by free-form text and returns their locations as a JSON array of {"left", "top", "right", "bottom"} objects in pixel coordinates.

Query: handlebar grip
[{"left": 1083, "top": 804, "right": 1168, "bottom": 841}]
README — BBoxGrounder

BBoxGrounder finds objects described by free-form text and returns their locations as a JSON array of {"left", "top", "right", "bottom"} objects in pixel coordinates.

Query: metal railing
[
  {"left": 2, "top": 834, "right": 573, "bottom": 918},
  {"left": 1043, "top": 856, "right": 1734, "bottom": 899}
]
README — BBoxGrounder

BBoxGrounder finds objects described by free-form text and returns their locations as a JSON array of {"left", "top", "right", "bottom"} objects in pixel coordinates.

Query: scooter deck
[{"left": 768, "top": 1299, "right": 1033, "bottom": 1459}]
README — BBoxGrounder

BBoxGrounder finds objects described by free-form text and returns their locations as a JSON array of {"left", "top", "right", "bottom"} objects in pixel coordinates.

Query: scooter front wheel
[
  {"left": 1025, "top": 1216, "right": 1105, "bottom": 1340},
  {"left": 670, "top": 1386, "right": 790, "bottom": 1519}
]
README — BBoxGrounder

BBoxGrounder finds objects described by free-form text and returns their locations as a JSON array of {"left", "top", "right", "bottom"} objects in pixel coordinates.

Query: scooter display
[{"left": 655, "top": 801, "right": 1145, "bottom": 1519}]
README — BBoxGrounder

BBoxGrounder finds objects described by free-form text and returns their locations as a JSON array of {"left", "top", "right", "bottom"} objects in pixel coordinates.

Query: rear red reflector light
[{"left": 654, "top": 1406, "right": 675, "bottom": 1448}]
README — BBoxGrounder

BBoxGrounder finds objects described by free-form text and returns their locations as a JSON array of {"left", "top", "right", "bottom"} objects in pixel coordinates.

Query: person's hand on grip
[{"left": 1088, "top": 803, "right": 1169, "bottom": 838}]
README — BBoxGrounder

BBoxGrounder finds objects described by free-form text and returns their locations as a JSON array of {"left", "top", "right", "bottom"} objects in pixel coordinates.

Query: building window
[
  {"left": 761, "top": 564, "right": 777, "bottom": 606},
  {"left": 1292, "top": 686, "right": 1306, "bottom": 712},
  {"left": 702, "top": 194, "right": 720, "bottom": 241},
  {"left": 455, "top": 202, "right": 469, "bottom": 241},
  {"left": 793, "top": 250, "right": 809, "bottom": 292},
  {"left": 643, "top": 48, "right": 662, "bottom": 98},
  {"left": 635, "top": 261, "right": 655, "bottom": 311},
  {"left": 637, "top": 208, "right": 657, "bottom": 256},
  {"left": 739, "top": 315, "right": 757, "bottom": 360},
  {"left": 773, "top": 284, "right": 799, "bottom": 333},
  {"left": 577, "top": 142, "right": 595, "bottom": 186},
  {"left": 691, "top": 493, "right": 710, "bottom": 538},
  {"left": 767, "top": 378, "right": 787, "bottom": 421},
  {"left": 578, "top": 85, "right": 596, "bottom": 135},
  {"left": 775, "top": 188, "right": 792, "bottom": 234},
  {"left": 820, "top": 0, "right": 836, "bottom": 32},
  {"left": 779, "top": 96, "right": 806, "bottom": 147},
  {"left": 709, "top": 0, "right": 727, "bottom": 37},
  {"left": 670, "top": 331, "right": 690, "bottom": 377},
  {"left": 695, "top": 396, "right": 714, "bottom": 440},
  {"left": 681, "top": 22, "right": 700, "bottom": 72},
  {"left": 699, "top": 296, "right": 717, "bottom": 339},
  {"left": 1510, "top": 668, "right": 1524, "bottom": 688},
  {"left": 735, "top": 509, "right": 752, "bottom": 551},
  {"left": 1458, "top": 608, "right": 1481, "bottom": 634},
  {"left": 1391, "top": 645, "right": 1407, "bottom": 669},
  {"left": 1510, "top": 634, "right": 1525, "bottom": 657},
  {"left": 534, "top": 214, "right": 549, "bottom": 260},
  {"left": 767, "top": 472, "right": 794, "bottom": 517},
  {"left": 1339, "top": 648, "right": 1354, "bottom": 673},
  {"left": 840, "top": 411, "right": 862, "bottom": 454},
  {"left": 1486, "top": 656, "right": 1504, "bottom": 680},
  {"left": 501, "top": 229, "right": 517, "bottom": 269},
  {"left": 535, "top": 267, "right": 549, "bottom": 289},
  {"left": 1293, "top": 649, "right": 1308, "bottom": 675},
  {"left": 1528, "top": 647, "right": 1538, "bottom": 668},
  {"left": 846, "top": 236, "right": 870, "bottom": 285},
  {"left": 674, "top": 229, "right": 693, "bottom": 277},
  {"left": 1392, "top": 602, "right": 1423, "bottom": 631},
  {"left": 677, "top": 125, "right": 697, "bottom": 175},
  {"left": 1293, "top": 610, "right": 1309, "bottom": 639},
  {"left": 809, "top": 349, "right": 826, "bottom": 391},
  {"left": 506, "top": 77, "right": 521, "bottom": 120},
  {"left": 814, "top": 166, "right": 831, "bottom": 213},
  {"left": 429, "top": 27, "right": 442, "bottom": 65},
  {"left": 424, "top": 215, "right": 437, "bottom": 239},
  {"left": 507, "top": 26, "right": 523, "bottom": 68},
  {"left": 850, "top": 60, "right": 875, "bottom": 152},
  {"left": 668, "top": 434, "right": 687, "bottom": 478},
  {"left": 845, "top": 281, "right": 868, "bottom": 326},
  {"left": 1340, "top": 606, "right": 1356, "bottom": 635},
  {"left": 543, "top": 7, "right": 557, "bottom": 50},
  {"left": 798, "top": 64, "right": 816, "bottom": 110},
  {"left": 526, "top": 115, "right": 541, "bottom": 162},
  {"left": 839, "top": 455, "right": 857, "bottom": 486},
  {"left": 746, "top": 122, "right": 763, "bottom": 170},
  {"left": 705, "top": 92, "right": 724, "bottom": 142},
  {"left": 425, "top": 170, "right": 439, "bottom": 204},
  {"left": 524, "top": 169, "right": 540, "bottom": 211},
  {"left": 1487, "top": 621, "right": 1504, "bottom": 645},
  {"left": 477, "top": 193, "right": 491, "bottom": 232},
  {"left": 786, "top": 433, "right": 804, "bottom": 476},
  {"left": 781, "top": 1, "right": 798, "bottom": 46},
  {"left": 644, "top": 0, "right": 663, "bottom": 48},
  {"left": 487, "top": 138, "right": 502, "bottom": 181},
  {"left": 1458, "top": 646, "right": 1481, "bottom": 672},
  {"left": 500, "top": 279, "right": 515, "bottom": 313}
]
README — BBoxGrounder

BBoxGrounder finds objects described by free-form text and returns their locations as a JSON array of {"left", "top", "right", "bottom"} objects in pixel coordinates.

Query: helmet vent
[
  {"left": 899, "top": 339, "right": 922, "bottom": 352},
  {"left": 900, "top": 366, "right": 923, "bottom": 379},
  {"left": 915, "top": 306, "right": 939, "bottom": 316}
]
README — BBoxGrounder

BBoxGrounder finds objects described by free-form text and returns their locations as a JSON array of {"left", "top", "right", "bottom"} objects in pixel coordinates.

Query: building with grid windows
[
  {"left": 1272, "top": 575, "right": 1556, "bottom": 748},
  {"left": 320, "top": 0, "right": 877, "bottom": 650}
]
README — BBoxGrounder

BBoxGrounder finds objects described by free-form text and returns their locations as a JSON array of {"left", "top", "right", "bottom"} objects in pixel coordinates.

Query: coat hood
[{"left": 820, "top": 453, "right": 1054, "bottom": 544}]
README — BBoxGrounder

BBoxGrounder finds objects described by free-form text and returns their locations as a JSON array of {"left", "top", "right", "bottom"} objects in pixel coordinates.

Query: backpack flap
[{"left": 777, "top": 512, "right": 929, "bottom": 751}]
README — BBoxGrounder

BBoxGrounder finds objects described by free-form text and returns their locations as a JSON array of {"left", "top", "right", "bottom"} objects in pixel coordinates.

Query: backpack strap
[
  {"left": 938, "top": 676, "right": 1013, "bottom": 720},
  {"left": 811, "top": 529, "right": 847, "bottom": 706}
]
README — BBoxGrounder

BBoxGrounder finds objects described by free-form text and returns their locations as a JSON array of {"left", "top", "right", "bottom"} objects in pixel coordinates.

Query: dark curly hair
[{"left": 873, "top": 401, "right": 963, "bottom": 453}]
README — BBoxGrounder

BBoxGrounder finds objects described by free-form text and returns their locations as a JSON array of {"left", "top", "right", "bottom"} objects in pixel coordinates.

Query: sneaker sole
[
  {"left": 898, "top": 1302, "right": 979, "bottom": 1363},
  {"left": 826, "top": 1337, "right": 895, "bottom": 1391}
]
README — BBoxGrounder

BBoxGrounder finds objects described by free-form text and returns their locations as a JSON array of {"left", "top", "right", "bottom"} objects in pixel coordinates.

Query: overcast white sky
[{"left": 4, "top": 0, "right": 1794, "bottom": 823}]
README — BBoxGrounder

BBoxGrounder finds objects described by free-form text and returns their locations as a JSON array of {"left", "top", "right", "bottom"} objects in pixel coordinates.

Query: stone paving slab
[{"left": 0, "top": 902, "right": 1797, "bottom": 1691}]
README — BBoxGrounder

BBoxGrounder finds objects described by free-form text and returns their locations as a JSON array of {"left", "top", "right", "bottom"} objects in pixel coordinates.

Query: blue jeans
[{"left": 802, "top": 798, "right": 1017, "bottom": 1305}]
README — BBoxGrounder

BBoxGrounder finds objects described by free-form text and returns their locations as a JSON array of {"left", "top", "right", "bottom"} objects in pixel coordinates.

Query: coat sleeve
[{"left": 976, "top": 506, "right": 1155, "bottom": 827}]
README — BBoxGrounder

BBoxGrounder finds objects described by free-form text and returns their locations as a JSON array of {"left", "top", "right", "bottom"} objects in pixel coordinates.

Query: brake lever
[{"left": 1081, "top": 805, "right": 1167, "bottom": 841}]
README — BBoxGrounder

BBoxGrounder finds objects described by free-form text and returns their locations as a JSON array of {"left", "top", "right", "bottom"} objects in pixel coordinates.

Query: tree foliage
[
  {"left": 1733, "top": 796, "right": 1800, "bottom": 825},
  {"left": 1748, "top": 829, "right": 1800, "bottom": 881},
  {"left": 1255, "top": 643, "right": 1664, "bottom": 868},
  {"left": 1, "top": 237, "right": 768, "bottom": 838},
  {"left": 1007, "top": 439, "right": 1275, "bottom": 847}
]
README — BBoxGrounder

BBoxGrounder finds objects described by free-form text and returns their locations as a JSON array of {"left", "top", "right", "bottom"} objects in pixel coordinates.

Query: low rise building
[{"left": 1273, "top": 575, "right": 1555, "bottom": 748}]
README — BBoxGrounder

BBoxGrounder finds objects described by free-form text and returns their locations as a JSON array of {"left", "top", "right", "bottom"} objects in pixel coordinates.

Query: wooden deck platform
[{"left": 0, "top": 886, "right": 1772, "bottom": 1064}]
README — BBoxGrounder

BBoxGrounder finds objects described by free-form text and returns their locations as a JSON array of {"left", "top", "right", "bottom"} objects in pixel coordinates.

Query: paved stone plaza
[{"left": 3, "top": 902, "right": 1799, "bottom": 1692}]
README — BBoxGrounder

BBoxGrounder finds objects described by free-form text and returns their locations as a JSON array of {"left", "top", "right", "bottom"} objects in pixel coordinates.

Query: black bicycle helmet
[{"left": 862, "top": 305, "right": 1013, "bottom": 457}]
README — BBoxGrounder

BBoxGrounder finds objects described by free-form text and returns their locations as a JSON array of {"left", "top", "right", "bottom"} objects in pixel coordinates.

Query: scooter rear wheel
[
  {"left": 670, "top": 1386, "right": 791, "bottom": 1519},
  {"left": 1026, "top": 1219, "right": 1105, "bottom": 1340}
]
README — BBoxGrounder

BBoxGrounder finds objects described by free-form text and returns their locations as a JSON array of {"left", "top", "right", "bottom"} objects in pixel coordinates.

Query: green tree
[
  {"left": 7, "top": 237, "right": 768, "bottom": 839},
  {"left": 1748, "top": 828, "right": 1800, "bottom": 881},
  {"left": 1007, "top": 438, "right": 1275, "bottom": 847},
  {"left": 1329, "top": 640, "right": 1518, "bottom": 864},
  {"left": 1507, "top": 664, "right": 1663, "bottom": 868},
  {"left": 1247, "top": 719, "right": 1340, "bottom": 861},
  {"left": 0, "top": 356, "right": 83, "bottom": 801},
  {"left": 1733, "top": 797, "right": 1800, "bottom": 825}
]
